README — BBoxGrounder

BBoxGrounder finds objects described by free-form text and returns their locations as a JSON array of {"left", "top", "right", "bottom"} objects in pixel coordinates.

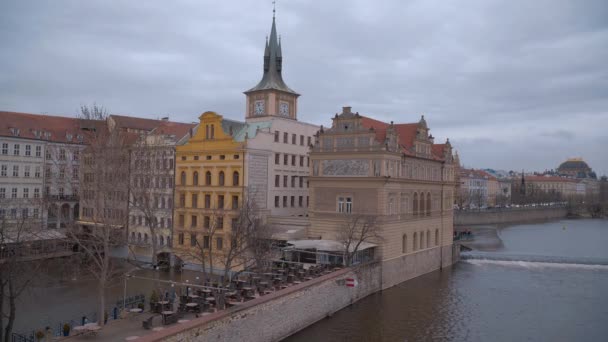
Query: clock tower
[{"left": 244, "top": 13, "right": 299, "bottom": 120}]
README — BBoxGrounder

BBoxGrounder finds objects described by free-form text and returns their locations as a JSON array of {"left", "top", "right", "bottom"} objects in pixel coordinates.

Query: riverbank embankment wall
[
  {"left": 138, "top": 263, "right": 382, "bottom": 342},
  {"left": 454, "top": 207, "right": 568, "bottom": 226}
]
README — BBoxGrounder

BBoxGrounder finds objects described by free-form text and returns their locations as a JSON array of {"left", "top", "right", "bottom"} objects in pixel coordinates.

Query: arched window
[
  {"left": 219, "top": 171, "right": 225, "bottom": 186},
  {"left": 144, "top": 233, "right": 148, "bottom": 243},
  {"left": 435, "top": 229, "right": 439, "bottom": 246},
  {"left": 413, "top": 232, "right": 418, "bottom": 250},
  {"left": 180, "top": 171, "right": 186, "bottom": 185},
  {"left": 426, "top": 230, "right": 431, "bottom": 248},
  {"left": 402, "top": 234, "right": 407, "bottom": 253},
  {"left": 427, "top": 192, "right": 432, "bottom": 216},
  {"left": 419, "top": 232, "right": 424, "bottom": 249},
  {"left": 205, "top": 171, "right": 212, "bottom": 185},
  {"left": 193, "top": 171, "right": 199, "bottom": 185},
  {"left": 137, "top": 233, "right": 142, "bottom": 242},
  {"left": 233, "top": 171, "right": 239, "bottom": 186},
  {"left": 159, "top": 235, "right": 164, "bottom": 246},
  {"left": 420, "top": 192, "right": 425, "bottom": 216},
  {"left": 413, "top": 193, "right": 418, "bottom": 215},
  {"left": 211, "top": 124, "right": 215, "bottom": 139}
]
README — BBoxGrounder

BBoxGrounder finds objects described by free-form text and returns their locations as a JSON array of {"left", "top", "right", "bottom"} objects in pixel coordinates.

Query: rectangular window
[
  {"left": 283, "top": 154, "right": 288, "bottom": 165},
  {"left": 300, "top": 156, "right": 304, "bottom": 167},
  {"left": 217, "top": 216, "right": 224, "bottom": 229},
  {"left": 204, "top": 216, "right": 210, "bottom": 228},
  {"left": 179, "top": 194, "right": 186, "bottom": 207},
  {"left": 35, "top": 146, "right": 41, "bottom": 157},
  {"left": 218, "top": 195, "right": 224, "bottom": 209},
  {"left": 23, "top": 188, "right": 29, "bottom": 198},
  {"left": 178, "top": 233, "right": 184, "bottom": 245},
  {"left": 283, "top": 175, "right": 288, "bottom": 187},
  {"left": 192, "top": 194, "right": 198, "bottom": 208},
  {"left": 22, "top": 208, "right": 28, "bottom": 218},
  {"left": 24, "top": 166, "right": 30, "bottom": 177},
  {"left": 299, "top": 196, "right": 303, "bottom": 207},
  {"left": 283, "top": 196, "right": 287, "bottom": 207},
  {"left": 291, "top": 196, "right": 295, "bottom": 207},
  {"left": 299, "top": 176, "right": 303, "bottom": 188},
  {"left": 292, "top": 134, "right": 296, "bottom": 144},
  {"left": 0, "top": 165, "right": 6, "bottom": 177},
  {"left": 275, "top": 196, "right": 280, "bottom": 207},
  {"left": 59, "top": 148, "right": 66, "bottom": 160},
  {"left": 13, "top": 144, "right": 19, "bottom": 155},
  {"left": 72, "top": 166, "right": 78, "bottom": 179},
  {"left": 275, "top": 153, "right": 280, "bottom": 165},
  {"left": 0, "top": 188, "right": 4, "bottom": 198},
  {"left": 300, "top": 135, "right": 304, "bottom": 146},
  {"left": 25, "top": 145, "right": 31, "bottom": 156},
  {"left": 178, "top": 215, "right": 185, "bottom": 227},
  {"left": 191, "top": 215, "right": 197, "bottom": 227},
  {"left": 12, "top": 188, "right": 17, "bottom": 198},
  {"left": 46, "top": 150, "right": 51, "bottom": 159},
  {"left": 232, "top": 195, "right": 239, "bottom": 209},
  {"left": 203, "top": 236, "right": 210, "bottom": 249},
  {"left": 190, "top": 234, "right": 197, "bottom": 246},
  {"left": 205, "top": 194, "right": 211, "bottom": 208},
  {"left": 73, "top": 150, "right": 79, "bottom": 161},
  {"left": 307, "top": 137, "right": 312, "bottom": 146},
  {"left": 34, "top": 188, "right": 40, "bottom": 198},
  {"left": 33, "top": 208, "right": 39, "bottom": 218},
  {"left": 220, "top": 155, "right": 225, "bottom": 160},
  {"left": 338, "top": 197, "right": 353, "bottom": 213},
  {"left": 274, "top": 131, "right": 279, "bottom": 142},
  {"left": 291, "top": 155, "right": 295, "bottom": 166},
  {"left": 12, "top": 165, "right": 18, "bottom": 177},
  {"left": 1, "top": 143, "right": 7, "bottom": 155},
  {"left": 291, "top": 176, "right": 296, "bottom": 187},
  {"left": 275, "top": 175, "right": 280, "bottom": 187},
  {"left": 216, "top": 237, "right": 223, "bottom": 250},
  {"left": 231, "top": 218, "right": 238, "bottom": 229},
  {"left": 283, "top": 132, "right": 288, "bottom": 143}
]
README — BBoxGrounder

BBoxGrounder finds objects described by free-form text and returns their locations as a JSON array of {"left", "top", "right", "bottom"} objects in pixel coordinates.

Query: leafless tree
[
  {"left": 337, "top": 214, "right": 382, "bottom": 267},
  {"left": 65, "top": 104, "right": 130, "bottom": 326},
  {"left": 0, "top": 200, "right": 54, "bottom": 342},
  {"left": 128, "top": 136, "right": 174, "bottom": 267}
]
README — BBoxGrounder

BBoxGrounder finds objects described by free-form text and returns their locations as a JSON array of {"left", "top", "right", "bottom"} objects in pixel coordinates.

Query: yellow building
[{"left": 173, "top": 111, "right": 246, "bottom": 271}]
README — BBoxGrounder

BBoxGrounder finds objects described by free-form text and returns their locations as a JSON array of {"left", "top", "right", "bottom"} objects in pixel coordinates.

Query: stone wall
[
  {"left": 138, "top": 263, "right": 382, "bottom": 342},
  {"left": 454, "top": 207, "right": 568, "bottom": 226},
  {"left": 381, "top": 244, "right": 457, "bottom": 289}
]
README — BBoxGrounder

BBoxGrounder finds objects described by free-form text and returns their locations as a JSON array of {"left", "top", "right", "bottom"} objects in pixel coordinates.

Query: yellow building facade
[{"left": 173, "top": 112, "right": 245, "bottom": 271}]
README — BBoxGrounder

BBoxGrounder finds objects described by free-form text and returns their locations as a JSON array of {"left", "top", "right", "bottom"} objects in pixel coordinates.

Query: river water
[{"left": 285, "top": 219, "right": 608, "bottom": 342}]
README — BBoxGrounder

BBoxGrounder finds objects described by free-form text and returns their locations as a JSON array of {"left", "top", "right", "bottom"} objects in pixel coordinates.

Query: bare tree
[
  {"left": 128, "top": 136, "right": 174, "bottom": 268},
  {"left": 337, "top": 214, "right": 381, "bottom": 267},
  {"left": 66, "top": 105, "right": 130, "bottom": 326},
  {"left": 0, "top": 200, "right": 55, "bottom": 342}
]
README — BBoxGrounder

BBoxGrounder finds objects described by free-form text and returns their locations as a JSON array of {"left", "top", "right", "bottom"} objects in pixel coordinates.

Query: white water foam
[{"left": 464, "top": 259, "right": 608, "bottom": 270}]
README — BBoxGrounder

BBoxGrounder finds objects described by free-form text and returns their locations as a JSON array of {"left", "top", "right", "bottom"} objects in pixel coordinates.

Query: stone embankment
[
  {"left": 455, "top": 206, "right": 568, "bottom": 226},
  {"left": 138, "top": 263, "right": 382, "bottom": 342}
]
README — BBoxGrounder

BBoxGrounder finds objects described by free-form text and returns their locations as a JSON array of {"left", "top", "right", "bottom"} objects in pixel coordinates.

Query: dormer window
[
  {"left": 77, "top": 134, "right": 83, "bottom": 143},
  {"left": 9, "top": 128, "right": 20, "bottom": 136},
  {"left": 66, "top": 133, "right": 73, "bottom": 141}
]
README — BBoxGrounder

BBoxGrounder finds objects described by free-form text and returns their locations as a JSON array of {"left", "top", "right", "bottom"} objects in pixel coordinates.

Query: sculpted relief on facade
[{"left": 322, "top": 159, "right": 370, "bottom": 176}]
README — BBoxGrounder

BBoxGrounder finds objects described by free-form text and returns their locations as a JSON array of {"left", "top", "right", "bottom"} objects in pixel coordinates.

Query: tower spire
[{"left": 273, "top": 0, "right": 276, "bottom": 19}]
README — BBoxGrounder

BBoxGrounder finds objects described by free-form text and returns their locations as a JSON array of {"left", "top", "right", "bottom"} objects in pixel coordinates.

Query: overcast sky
[{"left": 1, "top": 0, "right": 607, "bottom": 175}]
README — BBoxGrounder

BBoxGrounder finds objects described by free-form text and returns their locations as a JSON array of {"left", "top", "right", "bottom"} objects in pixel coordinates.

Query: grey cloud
[{"left": 1, "top": 0, "right": 607, "bottom": 174}]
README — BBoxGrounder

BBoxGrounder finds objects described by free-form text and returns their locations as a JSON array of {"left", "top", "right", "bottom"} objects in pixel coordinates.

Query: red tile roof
[
  {"left": 110, "top": 114, "right": 165, "bottom": 131},
  {"left": 525, "top": 175, "right": 578, "bottom": 183},
  {"left": 0, "top": 111, "right": 84, "bottom": 144},
  {"left": 360, "top": 116, "right": 445, "bottom": 160},
  {"left": 460, "top": 168, "right": 498, "bottom": 181},
  {"left": 152, "top": 121, "right": 197, "bottom": 139}
]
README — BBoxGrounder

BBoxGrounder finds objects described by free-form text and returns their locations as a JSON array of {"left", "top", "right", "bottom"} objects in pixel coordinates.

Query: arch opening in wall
[
  {"left": 193, "top": 171, "right": 199, "bottom": 185},
  {"left": 233, "top": 171, "right": 239, "bottom": 186},
  {"left": 205, "top": 171, "right": 212, "bottom": 185},
  {"left": 219, "top": 171, "right": 225, "bottom": 186},
  {"left": 413, "top": 232, "right": 418, "bottom": 251},
  {"left": 402, "top": 234, "right": 407, "bottom": 253},
  {"left": 435, "top": 229, "right": 439, "bottom": 246},
  {"left": 180, "top": 171, "right": 186, "bottom": 186},
  {"left": 413, "top": 193, "right": 418, "bottom": 216},
  {"left": 426, "top": 230, "right": 431, "bottom": 248},
  {"left": 427, "top": 192, "right": 432, "bottom": 216}
]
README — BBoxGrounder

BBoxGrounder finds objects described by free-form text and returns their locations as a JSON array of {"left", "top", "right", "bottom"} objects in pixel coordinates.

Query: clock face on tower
[
  {"left": 279, "top": 102, "right": 290, "bottom": 116},
  {"left": 254, "top": 100, "right": 265, "bottom": 116}
]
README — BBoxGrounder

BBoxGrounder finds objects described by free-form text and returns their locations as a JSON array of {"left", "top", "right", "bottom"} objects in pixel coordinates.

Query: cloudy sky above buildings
[{"left": 1, "top": 0, "right": 607, "bottom": 175}]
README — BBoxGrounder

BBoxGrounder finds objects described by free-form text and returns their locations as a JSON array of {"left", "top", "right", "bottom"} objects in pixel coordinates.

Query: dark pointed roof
[{"left": 245, "top": 16, "right": 298, "bottom": 95}]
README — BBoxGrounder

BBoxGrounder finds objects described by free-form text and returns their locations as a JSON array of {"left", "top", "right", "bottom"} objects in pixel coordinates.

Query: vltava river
[{"left": 284, "top": 219, "right": 608, "bottom": 342}]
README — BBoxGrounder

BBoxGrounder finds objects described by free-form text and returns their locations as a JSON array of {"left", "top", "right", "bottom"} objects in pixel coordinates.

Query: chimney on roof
[
  {"left": 161, "top": 117, "right": 169, "bottom": 121},
  {"left": 342, "top": 106, "right": 351, "bottom": 114}
]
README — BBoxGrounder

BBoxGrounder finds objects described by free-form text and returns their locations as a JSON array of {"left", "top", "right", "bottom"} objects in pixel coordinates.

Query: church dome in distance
[{"left": 558, "top": 158, "right": 590, "bottom": 170}]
